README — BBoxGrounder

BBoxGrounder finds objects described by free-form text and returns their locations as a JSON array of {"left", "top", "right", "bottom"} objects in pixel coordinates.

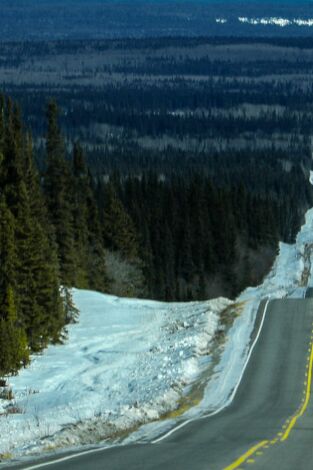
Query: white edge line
[
  {"left": 20, "top": 299, "right": 270, "bottom": 469},
  {"left": 19, "top": 444, "right": 120, "bottom": 470},
  {"left": 152, "top": 299, "right": 270, "bottom": 443}
]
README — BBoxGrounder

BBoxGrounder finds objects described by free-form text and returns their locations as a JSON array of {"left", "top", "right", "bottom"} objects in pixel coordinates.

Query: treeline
[
  {"left": 43, "top": 101, "right": 145, "bottom": 299},
  {"left": 1, "top": 95, "right": 313, "bottom": 378},
  {"left": 0, "top": 97, "right": 144, "bottom": 378},
  {"left": 85, "top": 142, "right": 310, "bottom": 181},
  {"left": 108, "top": 170, "right": 311, "bottom": 300},
  {"left": 115, "top": 57, "right": 313, "bottom": 77},
  {"left": 71, "top": 108, "right": 313, "bottom": 139},
  {"left": 8, "top": 79, "right": 313, "bottom": 141},
  {"left": 0, "top": 98, "right": 65, "bottom": 378}
]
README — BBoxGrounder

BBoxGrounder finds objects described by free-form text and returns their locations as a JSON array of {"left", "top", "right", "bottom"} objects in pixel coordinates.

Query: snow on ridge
[
  {"left": 215, "top": 16, "right": 313, "bottom": 28},
  {"left": 238, "top": 16, "right": 313, "bottom": 27},
  {"left": 238, "top": 16, "right": 292, "bottom": 27},
  {"left": 215, "top": 18, "right": 228, "bottom": 24},
  {"left": 294, "top": 18, "right": 313, "bottom": 27},
  {"left": 0, "top": 291, "right": 230, "bottom": 456}
]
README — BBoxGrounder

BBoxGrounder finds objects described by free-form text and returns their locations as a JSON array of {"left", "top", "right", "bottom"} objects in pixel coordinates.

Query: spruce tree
[
  {"left": 0, "top": 97, "right": 66, "bottom": 358},
  {"left": 0, "top": 198, "right": 29, "bottom": 377},
  {"left": 72, "top": 142, "right": 108, "bottom": 291},
  {"left": 102, "top": 183, "right": 139, "bottom": 261},
  {"left": 44, "top": 101, "right": 77, "bottom": 286},
  {"left": 71, "top": 142, "right": 90, "bottom": 287}
]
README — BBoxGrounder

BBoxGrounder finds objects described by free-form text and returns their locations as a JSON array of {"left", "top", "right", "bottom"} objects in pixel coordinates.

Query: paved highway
[{"left": 8, "top": 298, "right": 313, "bottom": 470}]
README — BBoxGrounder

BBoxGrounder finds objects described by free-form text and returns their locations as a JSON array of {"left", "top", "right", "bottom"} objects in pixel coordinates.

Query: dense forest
[
  {"left": 2, "top": 38, "right": 313, "bottom": 182},
  {"left": 1, "top": 93, "right": 313, "bottom": 378},
  {"left": 2, "top": 36, "right": 313, "bottom": 377},
  {"left": 0, "top": 98, "right": 64, "bottom": 378}
]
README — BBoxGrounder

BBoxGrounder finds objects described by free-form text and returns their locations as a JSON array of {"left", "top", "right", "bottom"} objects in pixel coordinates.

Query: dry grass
[
  {"left": 300, "top": 243, "right": 313, "bottom": 287},
  {"left": 0, "top": 452, "right": 12, "bottom": 460},
  {"left": 0, "top": 387, "right": 13, "bottom": 400},
  {"left": 3, "top": 404, "right": 23, "bottom": 415},
  {"left": 220, "top": 301, "right": 245, "bottom": 327},
  {"left": 161, "top": 396, "right": 201, "bottom": 421}
]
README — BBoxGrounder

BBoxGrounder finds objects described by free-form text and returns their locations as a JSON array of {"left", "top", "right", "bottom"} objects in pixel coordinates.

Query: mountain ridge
[{"left": 1, "top": 1, "right": 313, "bottom": 40}]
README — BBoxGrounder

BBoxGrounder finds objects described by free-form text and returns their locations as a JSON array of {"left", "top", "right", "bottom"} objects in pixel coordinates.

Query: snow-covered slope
[
  {"left": 2, "top": 177, "right": 313, "bottom": 460},
  {"left": 0, "top": 292, "right": 230, "bottom": 457}
]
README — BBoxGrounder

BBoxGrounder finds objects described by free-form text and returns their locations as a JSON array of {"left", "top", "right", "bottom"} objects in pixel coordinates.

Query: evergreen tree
[
  {"left": 0, "top": 198, "right": 29, "bottom": 377},
  {"left": 72, "top": 142, "right": 108, "bottom": 291},
  {"left": 44, "top": 101, "right": 77, "bottom": 286},
  {"left": 102, "top": 183, "right": 139, "bottom": 261},
  {"left": 0, "top": 197, "right": 17, "bottom": 301},
  {"left": 0, "top": 97, "right": 66, "bottom": 361},
  {"left": 71, "top": 142, "right": 90, "bottom": 287}
]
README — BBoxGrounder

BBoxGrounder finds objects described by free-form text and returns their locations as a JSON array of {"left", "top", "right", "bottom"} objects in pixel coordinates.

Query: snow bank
[{"left": 0, "top": 291, "right": 230, "bottom": 456}]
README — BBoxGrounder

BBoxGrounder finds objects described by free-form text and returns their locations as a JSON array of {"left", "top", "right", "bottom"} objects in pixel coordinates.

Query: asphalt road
[{"left": 8, "top": 298, "right": 313, "bottom": 470}]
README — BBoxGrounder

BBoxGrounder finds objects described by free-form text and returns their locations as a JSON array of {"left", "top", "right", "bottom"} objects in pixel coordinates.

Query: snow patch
[
  {"left": 216, "top": 18, "right": 227, "bottom": 24},
  {"left": 0, "top": 292, "right": 230, "bottom": 456}
]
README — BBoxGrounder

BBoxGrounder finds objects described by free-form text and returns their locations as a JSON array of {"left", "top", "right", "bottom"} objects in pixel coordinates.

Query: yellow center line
[
  {"left": 280, "top": 340, "right": 313, "bottom": 441},
  {"left": 223, "top": 441, "right": 269, "bottom": 470},
  {"left": 223, "top": 329, "right": 313, "bottom": 470}
]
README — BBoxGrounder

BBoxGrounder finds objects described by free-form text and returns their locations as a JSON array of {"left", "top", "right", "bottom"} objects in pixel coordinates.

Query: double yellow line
[
  {"left": 223, "top": 327, "right": 313, "bottom": 470},
  {"left": 224, "top": 441, "right": 269, "bottom": 470},
  {"left": 281, "top": 339, "right": 313, "bottom": 441}
]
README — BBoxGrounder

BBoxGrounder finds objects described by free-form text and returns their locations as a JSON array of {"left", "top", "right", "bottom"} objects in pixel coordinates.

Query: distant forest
[
  {"left": 2, "top": 37, "right": 313, "bottom": 304},
  {"left": 0, "top": 2, "right": 312, "bottom": 40},
  {"left": 2, "top": 36, "right": 313, "bottom": 376},
  {"left": 2, "top": 38, "right": 313, "bottom": 178}
]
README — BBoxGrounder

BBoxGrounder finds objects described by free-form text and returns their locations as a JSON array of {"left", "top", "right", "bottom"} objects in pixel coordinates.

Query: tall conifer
[{"left": 44, "top": 101, "right": 77, "bottom": 286}]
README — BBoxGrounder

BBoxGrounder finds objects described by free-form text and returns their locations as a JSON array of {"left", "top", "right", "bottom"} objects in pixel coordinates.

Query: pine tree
[
  {"left": 0, "top": 199, "right": 29, "bottom": 377},
  {"left": 72, "top": 142, "right": 108, "bottom": 291},
  {"left": 71, "top": 142, "right": 89, "bottom": 287},
  {"left": 0, "top": 197, "right": 17, "bottom": 300},
  {"left": 102, "top": 183, "right": 139, "bottom": 261},
  {"left": 44, "top": 101, "right": 77, "bottom": 286},
  {"left": 178, "top": 213, "right": 195, "bottom": 283},
  {"left": 0, "top": 98, "right": 66, "bottom": 357},
  {"left": 0, "top": 287, "right": 29, "bottom": 377}
]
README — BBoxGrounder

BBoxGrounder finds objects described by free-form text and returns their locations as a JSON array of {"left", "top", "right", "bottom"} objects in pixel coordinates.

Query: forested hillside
[
  {"left": 0, "top": 98, "right": 64, "bottom": 378},
  {"left": 1, "top": 89, "right": 313, "bottom": 377}
]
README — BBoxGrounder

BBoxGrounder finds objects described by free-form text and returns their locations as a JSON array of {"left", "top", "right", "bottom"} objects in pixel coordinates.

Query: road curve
[{"left": 8, "top": 298, "right": 313, "bottom": 470}]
